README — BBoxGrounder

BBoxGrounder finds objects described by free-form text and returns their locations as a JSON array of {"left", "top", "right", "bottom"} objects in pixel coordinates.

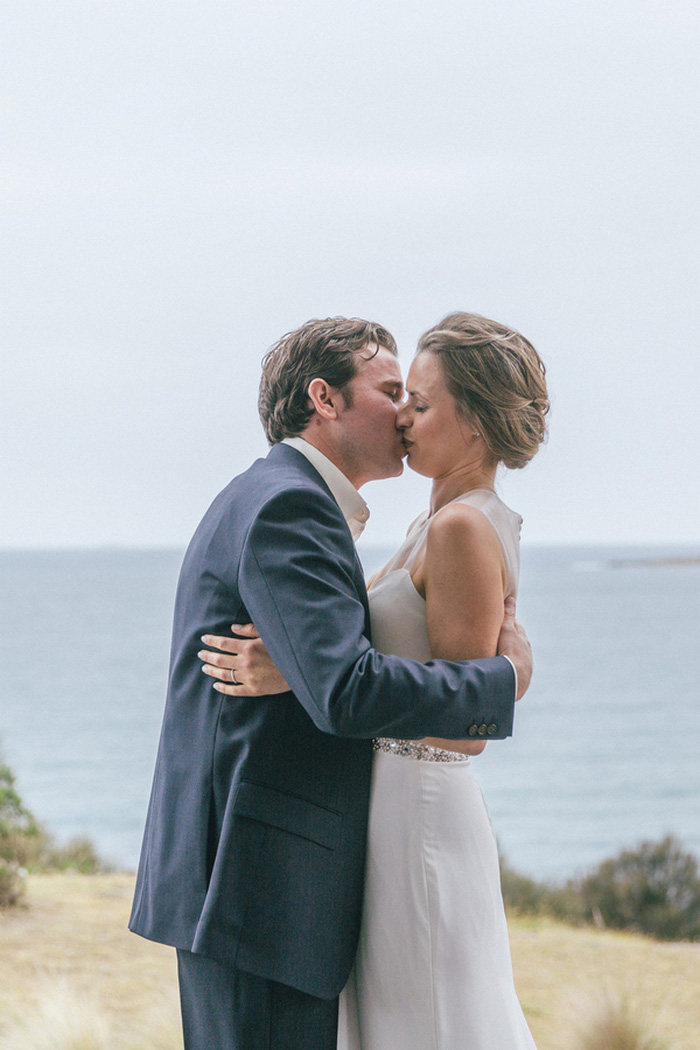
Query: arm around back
[{"left": 236, "top": 486, "right": 515, "bottom": 741}]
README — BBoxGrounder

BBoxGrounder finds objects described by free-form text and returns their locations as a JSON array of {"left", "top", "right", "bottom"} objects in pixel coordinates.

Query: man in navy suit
[{"left": 129, "top": 317, "right": 531, "bottom": 1049}]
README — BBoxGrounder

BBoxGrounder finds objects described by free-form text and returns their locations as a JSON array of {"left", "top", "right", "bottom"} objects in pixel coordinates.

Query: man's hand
[
  {"left": 496, "top": 597, "right": 532, "bottom": 701},
  {"left": 198, "top": 624, "right": 291, "bottom": 696}
]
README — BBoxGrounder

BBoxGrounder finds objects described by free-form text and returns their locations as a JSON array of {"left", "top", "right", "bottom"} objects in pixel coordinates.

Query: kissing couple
[{"left": 130, "top": 311, "right": 549, "bottom": 1049}]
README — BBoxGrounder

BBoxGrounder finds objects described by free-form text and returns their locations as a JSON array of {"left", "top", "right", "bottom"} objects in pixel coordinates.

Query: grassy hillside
[{"left": 0, "top": 873, "right": 698, "bottom": 1049}]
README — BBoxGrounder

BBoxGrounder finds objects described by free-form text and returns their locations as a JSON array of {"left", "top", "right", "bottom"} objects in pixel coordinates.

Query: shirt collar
[{"left": 282, "top": 437, "right": 370, "bottom": 541}]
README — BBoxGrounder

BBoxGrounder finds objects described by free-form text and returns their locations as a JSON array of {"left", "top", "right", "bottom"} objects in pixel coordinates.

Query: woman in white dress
[
  {"left": 199, "top": 312, "right": 549, "bottom": 1049},
  {"left": 336, "top": 312, "right": 548, "bottom": 1049}
]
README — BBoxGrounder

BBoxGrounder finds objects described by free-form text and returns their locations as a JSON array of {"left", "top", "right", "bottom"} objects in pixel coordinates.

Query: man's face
[{"left": 334, "top": 345, "right": 406, "bottom": 488}]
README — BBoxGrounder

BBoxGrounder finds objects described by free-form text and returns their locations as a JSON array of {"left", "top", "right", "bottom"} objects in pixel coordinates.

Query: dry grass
[
  {"left": 568, "top": 992, "right": 667, "bottom": 1050},
  {"left": 0, "top": 981, "right": 112, "bottom": 1050},
  {"left": 509, "top": 916, "right": 700, "bottom": 1049},
  {"left": 1, "top": 874, "right": 699, "bottom": 1049},
  {"left": 0, "top": 873, "right": 182, "bottom": 1050}
]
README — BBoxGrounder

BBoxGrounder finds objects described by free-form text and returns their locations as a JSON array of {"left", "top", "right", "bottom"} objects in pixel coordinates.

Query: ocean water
[{"left": 0, "top": 545, "right": 698, "bottom": 881}]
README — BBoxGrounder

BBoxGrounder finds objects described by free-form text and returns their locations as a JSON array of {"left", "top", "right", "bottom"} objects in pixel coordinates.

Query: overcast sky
[{"left": 2, "top": 0, "right": 698, "bottom": 550}]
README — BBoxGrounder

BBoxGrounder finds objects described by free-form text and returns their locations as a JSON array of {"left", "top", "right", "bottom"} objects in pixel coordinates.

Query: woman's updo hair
[{"left": 417, "top": 312, "right": 549, "bottom": 469}]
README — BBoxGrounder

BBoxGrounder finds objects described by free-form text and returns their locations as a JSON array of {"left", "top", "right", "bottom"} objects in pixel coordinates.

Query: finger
[
  {"left": 197, "top": 649, "right": 236, "bottom": 669},
  {"left": 503, "top": 596, "right": 516, "bottom": 617},
  {"left": 212, "top": 682, "right": 238, "bottom": 695},
  {"left": 200, "top": 662, "right": 238, "bottom": 682},
  {"left": 213, "top": 681, "right": 258, "bottom": 697},
  {"left": 200, "top": 634, "right": 239, "bottom": 653},
  {"left": 230, "top": 623, "right": 261, "bottom": 638},
  {"left": 224, "top": 636, "right": 265, "bottom": 663}
]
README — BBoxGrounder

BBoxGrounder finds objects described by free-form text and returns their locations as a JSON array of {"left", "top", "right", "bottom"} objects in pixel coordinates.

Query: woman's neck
[{"left": 429, "top": 463, "right": 497, "bottom": 515}]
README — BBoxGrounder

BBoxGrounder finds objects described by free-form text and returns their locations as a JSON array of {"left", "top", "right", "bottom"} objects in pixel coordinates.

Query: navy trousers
[{"left": 176, "top": 949, "right": 339, "bottom": 1050}]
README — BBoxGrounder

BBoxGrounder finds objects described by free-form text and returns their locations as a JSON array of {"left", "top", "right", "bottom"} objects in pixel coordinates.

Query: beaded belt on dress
[{"left": 373, "top": 738, "right": 470, "bottom": 763}]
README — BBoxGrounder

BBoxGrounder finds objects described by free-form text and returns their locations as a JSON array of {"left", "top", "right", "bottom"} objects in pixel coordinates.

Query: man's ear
[{"left": 307, "top": 378, "right": 340, "bottom": 421}]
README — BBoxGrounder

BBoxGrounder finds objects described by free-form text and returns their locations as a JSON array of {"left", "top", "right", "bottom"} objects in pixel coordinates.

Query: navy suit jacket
[{"left": 129, "top": 442, "right": 515, "bottom": 999}]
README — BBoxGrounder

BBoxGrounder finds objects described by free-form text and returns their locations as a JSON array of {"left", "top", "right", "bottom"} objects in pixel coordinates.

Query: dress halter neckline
[{"left": 427, "top": 486, "right": 497, "bottom": 518}]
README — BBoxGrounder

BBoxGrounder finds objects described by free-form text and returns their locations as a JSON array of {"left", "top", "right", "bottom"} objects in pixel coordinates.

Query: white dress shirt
[{"left": 282, "top": 437, "right": 370, "bottom": 541}]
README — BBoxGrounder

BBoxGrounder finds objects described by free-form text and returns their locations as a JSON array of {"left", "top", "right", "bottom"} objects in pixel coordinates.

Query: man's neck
[
  {"left": 282, "top": 437, "right": 370, "bottom": 539},
  {"left": 297, "top": 429, "right": 360, "bottom": 489}
]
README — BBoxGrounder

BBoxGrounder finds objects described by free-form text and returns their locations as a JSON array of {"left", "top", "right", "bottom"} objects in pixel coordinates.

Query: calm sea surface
[{"left": 0, "top": 545, "right": 698, "bottom": 880}]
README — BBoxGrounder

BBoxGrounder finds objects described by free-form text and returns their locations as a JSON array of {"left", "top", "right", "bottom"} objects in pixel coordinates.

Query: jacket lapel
[{"left": 267, "top": 443, "right": 372, "bottom": 634}]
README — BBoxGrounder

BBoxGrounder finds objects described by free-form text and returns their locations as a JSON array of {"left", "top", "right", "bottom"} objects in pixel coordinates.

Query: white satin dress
[{"left": 337, "top": 489, "right": 537, "bottom": 1050}]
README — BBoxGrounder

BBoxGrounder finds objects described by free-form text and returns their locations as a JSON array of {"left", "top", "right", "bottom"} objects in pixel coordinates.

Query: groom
[{"left": 129, "top": 316, "right": 531, "bottom": 1050}]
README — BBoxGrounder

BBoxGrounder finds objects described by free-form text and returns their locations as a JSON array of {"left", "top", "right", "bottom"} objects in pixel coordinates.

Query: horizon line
[{"left": 1, "top": 540, "right": 699, "bottom": 554}]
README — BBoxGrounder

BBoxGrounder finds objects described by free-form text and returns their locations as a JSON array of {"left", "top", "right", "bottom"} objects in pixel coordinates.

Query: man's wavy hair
[{"left": 258, "top": 316, "right": 398, "bottom": 445}]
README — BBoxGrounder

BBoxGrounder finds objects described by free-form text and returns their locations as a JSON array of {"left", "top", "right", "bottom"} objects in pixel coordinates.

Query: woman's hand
[{"left": 198, "top": 623, "right": 291, "bottom": 696}]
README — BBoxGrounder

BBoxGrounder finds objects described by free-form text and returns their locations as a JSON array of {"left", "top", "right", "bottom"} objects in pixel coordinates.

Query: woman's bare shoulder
[
  {"left": 424, "top": 502, "right": 504, "bottom": 586},
  {"left": 426, "top": 501, "right": 495, "bottom": 549}
]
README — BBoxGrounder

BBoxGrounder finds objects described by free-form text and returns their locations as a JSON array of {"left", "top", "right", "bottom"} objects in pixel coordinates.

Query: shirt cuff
[{"left": 502, "top": 654, "right": 518, "bottom": 701}]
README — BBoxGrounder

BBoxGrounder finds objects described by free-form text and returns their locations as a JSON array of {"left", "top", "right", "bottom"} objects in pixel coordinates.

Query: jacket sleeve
[{"left": 236, "top": 486, "right": 516, "bottom": 741}]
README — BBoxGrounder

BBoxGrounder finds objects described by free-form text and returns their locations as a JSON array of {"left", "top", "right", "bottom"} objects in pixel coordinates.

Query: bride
[{"left": 199, "top": 312, "right": 549, "bottom": 1048}]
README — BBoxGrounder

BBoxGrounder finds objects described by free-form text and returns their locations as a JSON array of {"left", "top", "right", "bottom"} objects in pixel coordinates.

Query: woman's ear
[{"left": 307, "top": 378, "right": 340, "bottom": 421}]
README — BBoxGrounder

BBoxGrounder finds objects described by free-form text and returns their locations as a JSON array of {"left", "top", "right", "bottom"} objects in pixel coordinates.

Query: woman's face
[{"left": 396, "top": 352, "right": 481, "bottom": 479}]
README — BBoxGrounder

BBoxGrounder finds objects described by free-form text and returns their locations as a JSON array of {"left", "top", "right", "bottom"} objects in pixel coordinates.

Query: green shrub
[
  {"left": 0, "top": 858, "right": 25, "bottom": 907},
  {"left": 0, "top": 759, "right": 41, "bottom": 906},
  {"left": 500, "top": 856, "right": 587, "bottom": 924},
  {"left": 502, "top": 836, "right": 700, "bottom": 942},
  {"left": 39, "top": 835, "right": 104, "bottom": 874},
  {"left": 0, "top": 757, "right": 104, "bottom": 907},
  {"left": 500, "top": 859, "right": 549, "bottom": 914},
  {"left": 577, "top": 835, "right": 700, "bottom": 941}
]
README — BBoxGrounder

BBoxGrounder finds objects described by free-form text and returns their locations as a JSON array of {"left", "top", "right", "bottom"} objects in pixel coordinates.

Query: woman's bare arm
[{"left": 415, "top": 503, "right": 507, "bottom": 754}]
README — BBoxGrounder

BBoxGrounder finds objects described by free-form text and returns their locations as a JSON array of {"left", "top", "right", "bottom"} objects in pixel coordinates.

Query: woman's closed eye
[{"left": 405, "top": 390, "right": 429, "bottom": 412}]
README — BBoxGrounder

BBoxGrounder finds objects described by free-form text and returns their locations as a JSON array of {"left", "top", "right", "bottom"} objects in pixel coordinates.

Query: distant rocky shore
[{"left": 607, "top": 554, "right": 700, "bottom": 569}]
